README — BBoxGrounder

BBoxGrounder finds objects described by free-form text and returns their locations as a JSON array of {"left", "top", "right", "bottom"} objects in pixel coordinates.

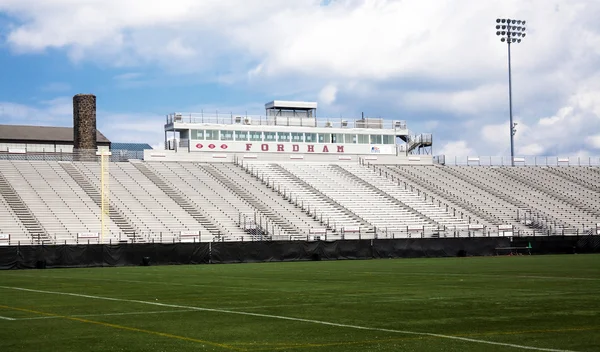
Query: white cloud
[
  {"left": 0, "top": 98, "right": 72, "bottom": 126},
  {"left": 437, "top": 140, "right": 475, "bottom": 158},
  {"left": 586, "top": 135, "right": 600, "bottom": 149},
  {"left": 99, "top": 113, "right": 165, "bottom": 145},
  {"left": 400, "top": 84, "right": 507, "bottom": 115},
  {"left": 470, "top": 88, "right": 600, "bottom": 156},
  {"left": 481, "top": 123, "right": 507, "bottom": 146},
  {"left": 0, "top": 97, "right": 165, "bottom": 146},
  {"left": 319, "top": 84, "right": 338, "bottom": 105},
  {"left": 3, "top": 0, "right": 597, "bottom": 84},
  {"left": 518, "top": 143, "right": 545, "bottom": 156},
  {"left": 1, "top": 0, "right": 600, "bottom": 157}
]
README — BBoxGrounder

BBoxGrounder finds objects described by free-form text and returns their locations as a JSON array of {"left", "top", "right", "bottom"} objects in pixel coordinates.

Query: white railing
[
  {"left": 3, "top": 227, "right": 596, "bottom": 246},
  {"left": 436, "top": 155, "right": 600, "bottom": 166},
  {"left": 166, "top": 113, "right": 407, "bottom": 130}
]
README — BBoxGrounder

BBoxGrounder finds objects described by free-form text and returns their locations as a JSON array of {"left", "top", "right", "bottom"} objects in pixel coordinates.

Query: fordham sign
[{"left": 190, "top": 141, "right": 397, "bottom": 155}]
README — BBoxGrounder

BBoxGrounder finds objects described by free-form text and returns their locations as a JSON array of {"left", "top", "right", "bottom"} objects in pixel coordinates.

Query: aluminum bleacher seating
[{"left": 0, "top": 159, "right": 597, "bottom": 244}]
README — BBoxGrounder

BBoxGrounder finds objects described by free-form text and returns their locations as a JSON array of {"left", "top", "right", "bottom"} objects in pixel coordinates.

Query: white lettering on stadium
[{"left": 245, "top": 144, "right": 344, "bottom": 153}]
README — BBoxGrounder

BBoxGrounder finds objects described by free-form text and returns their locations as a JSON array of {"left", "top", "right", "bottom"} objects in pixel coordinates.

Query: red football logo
[
  {"left": 221, "top": 144, "right": 228, "bottom": 149},
  {"left": 195, "top": 143, "right": 203, "bottom": 149},
  {"left": 208, "top": 144, "right": 216, "bottom": 149}
]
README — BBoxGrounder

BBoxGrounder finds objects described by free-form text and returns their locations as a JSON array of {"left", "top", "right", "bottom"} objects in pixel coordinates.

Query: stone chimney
[{"left": 73, "top": 94, "right": 97, "bottom": 151}]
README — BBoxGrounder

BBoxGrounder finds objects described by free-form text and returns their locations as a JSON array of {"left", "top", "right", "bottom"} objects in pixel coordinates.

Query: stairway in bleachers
[
  {"left": 266, "top": 163, "right": 374, "bottom": 233},
  {"left": 0, "top": 170, "right": 49, "bottom": 243},
  {"left": 497, "top": 167, "right": 600, "bottom": 219},
  {"left": 382, "top": 165, "right": 498, "bottom": 227},
  {"left": 0, "top": 160, "right": 597, "bottom": 244},
  {"left": 132, "top": 163, "right": 223, "bottom": 237},
  {"left": 544, "top": 167, "right": 600, "bottom": 193},
  {"left": 60, "top": 162, "right": 137, "bottom": 238},
  {"left": 199, "top": 164, "right": 303, "bottom": 236}
]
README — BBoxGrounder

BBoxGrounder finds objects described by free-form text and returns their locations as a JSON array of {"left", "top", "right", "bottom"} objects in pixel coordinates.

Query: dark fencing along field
[{"left": 1, "top": 236, "right": 598, "bottom": 270}]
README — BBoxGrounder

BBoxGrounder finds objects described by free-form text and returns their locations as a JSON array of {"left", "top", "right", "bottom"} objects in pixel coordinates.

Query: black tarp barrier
[
  {"left": 512, "top": 235, "right": 600, "bottom": 255},
  {"left": 0, "top": 242, "right": 210, "bottom": 270},
  {"left": 172, "top": 238, "right": 505, "bottom": 264},
  {"left": 371, "top": 237, "right": 509, "bottom": 259},
  {"left": 209, "top": 240, "right": 376, "bottom": 264},
  {"left": 0, "top": 246, "right": 18, "bottom": 270},
  {"left": 4, "top": 236, "right": 599, "bottom": 270}
]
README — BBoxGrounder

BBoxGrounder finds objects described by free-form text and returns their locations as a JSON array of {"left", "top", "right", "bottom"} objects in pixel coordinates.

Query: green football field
[{"left": 0, "top": 255, "right": 599, "bottom": 352}]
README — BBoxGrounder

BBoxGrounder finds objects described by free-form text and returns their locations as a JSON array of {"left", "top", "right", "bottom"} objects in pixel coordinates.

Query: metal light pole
[{"left": 496, "top": 18, "right": 526, "bottom": 166}]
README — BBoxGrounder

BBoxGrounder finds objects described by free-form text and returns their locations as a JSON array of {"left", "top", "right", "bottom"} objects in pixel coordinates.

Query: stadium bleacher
[{"left": 0, "top": 159, "right": 598, "bottom": 245}]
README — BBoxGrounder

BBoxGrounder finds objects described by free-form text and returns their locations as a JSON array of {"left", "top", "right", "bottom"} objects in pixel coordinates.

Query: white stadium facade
[{"left": 0, "top": 97, "right": 599, "bottom": 247}]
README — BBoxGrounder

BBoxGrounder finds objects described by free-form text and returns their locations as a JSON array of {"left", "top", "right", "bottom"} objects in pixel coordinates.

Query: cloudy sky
[{"left": 0, "top": 0, "right": 599, "bottom": 156}]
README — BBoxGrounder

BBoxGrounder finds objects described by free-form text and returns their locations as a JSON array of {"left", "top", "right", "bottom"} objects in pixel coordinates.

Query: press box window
[
  {"left": 205, "top": 130, "right": 218, "bottom": 140},
  {"left": 220, "top": 130, "right": 234, "bottom": 141},
  {"left": 305, "top": 133, "right": 316, "bottom": 142},
  {"left": 344, "top": 134, "right": 357, "bottom": 144},
  {"left": 357, "top": 134, "right": 369, "bottom": 144},
  {"left": 370, "top": 135, "right": 382, "bottom": 144},
  {"left": 235, "top": 131, "right": 248, "bottom": 141},
  {"left": 277, "top": 132, "right": 290, "bottom": 142},
  {"left": 291, "top": 133, "right": 304, "bottom": 142},
  {"left": 249, "top": 131, "right": 262, "bottom": 141},
  {"left": 331, "top": 134, "right": 344, "bottom": 143},
  {"left": 318, "top": 133, "right": 331, "bottom": 143},
  {"left": 264, "top": 132, "right": 276, "bottom": 142},
  {"left": 383, "top": 135, "right": 395, "bottom": 144},
  {"left": 191, "top": 130, "right": 204, "bottom": 140}
]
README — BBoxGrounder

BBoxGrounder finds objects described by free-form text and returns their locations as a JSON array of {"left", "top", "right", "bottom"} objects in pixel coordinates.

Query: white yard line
[
  {"left": 0, "top": 285, "right": 576, "bottom": 352},
  {"left": 0, "top": 315, "right": 16, "bottom": 321}
]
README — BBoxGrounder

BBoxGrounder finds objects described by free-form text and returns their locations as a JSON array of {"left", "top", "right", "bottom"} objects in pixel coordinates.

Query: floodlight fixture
[{"left": 495, "top": 18, "right": 527, "bottom": 166}]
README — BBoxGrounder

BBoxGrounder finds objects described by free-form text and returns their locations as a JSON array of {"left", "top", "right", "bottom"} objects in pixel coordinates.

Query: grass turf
[{"left": 0, "top": 254, "right": 599, "bottom": 352}]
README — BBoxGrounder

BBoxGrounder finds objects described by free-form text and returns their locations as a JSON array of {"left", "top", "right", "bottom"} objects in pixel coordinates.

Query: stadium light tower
[{"left": 496, "top": 18, "right": 526, "bottom": 166}]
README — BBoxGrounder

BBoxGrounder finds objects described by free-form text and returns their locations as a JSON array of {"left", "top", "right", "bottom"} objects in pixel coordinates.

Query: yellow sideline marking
[
  {"left": 0, "top": 286, "right": 577, "bottom": 352},
  {"left": 245, "top": 336, "right": 427, "bottom": 351},
  {"left": 0, "top": 304, "right": 241, "bottom": 351},
  {"left": 463, "top": 326, "right": 600, "bottom": 338},
  {"left": 240, "top": 326, "right": 600, "bottom": 351}
]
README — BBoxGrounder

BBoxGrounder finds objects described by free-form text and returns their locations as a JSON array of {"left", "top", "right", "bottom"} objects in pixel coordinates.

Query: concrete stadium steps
[
  {"left": 331, "top": 165, "right": 438, "bottom": 226},
  {"left": 0, "top": 161, "right": 68, "bottom": 243},
  {"left": 280, "top": 163, "right": 435, "bottom": 235},
  {"left": 131, "top": 162, "right": 222, "bottom": 239},
  {"left": 110, "top": 163, "right": 207, "bottom": 236},
  {"left": 543, "top": 167, "right": 600, "bottom": 193},
  {"left": 172, "top": 162, "right": 269, "bottom": 239},
  {"left": 339, "top": 164, "right": 472, "bottom": 229},
  {"left": 393, "top": 165, "right": 531, "bottom": 232},
  {"left": 246, "top": 162, "right": 373, "bottom": 233},
  {"left": 438, "top": 166, "right": 571, "bottom": 229},
  {"left": 0, "top": 191, "right": 31, "bottom": 242},
  {"left": 1, "top": 159, "right": 598, "bottom": 243},
  {"left": 0, "top": 166, "right": 48, "bottom": 243},
  {"left": 480, "top": 167, "right": 597, "bottom": 228},
  {"left": 60, "top": 162, "right": 135, "bottom": 240},
  {"left": 380, "top": 165, "right": 497, "bottom": 228},
  {"left": 499, "top": 167, "right": 600, "bottom": 216},
  {"left": 144, "top": 161, "right": 266, "bottom": 240},
  {"left": 454, "top": 166, "right": 589, "bottom": 229},
  {"left": 177, "top": 161, "right": 288, "bottom": 240},
  {"left": 199, "top": 163, "right": 322, "bottom": 236},
  {"left": 45, "top": 161, "right": 122, "bottom": 243}
]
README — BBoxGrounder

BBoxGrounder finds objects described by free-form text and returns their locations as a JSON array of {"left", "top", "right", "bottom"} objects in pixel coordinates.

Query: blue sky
[{"left": 0, "top": 0, "right": 599, "bottom": 155}]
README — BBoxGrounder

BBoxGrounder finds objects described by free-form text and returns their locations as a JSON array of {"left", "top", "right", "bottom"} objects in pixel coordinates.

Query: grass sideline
[{"left": 0, "top": 255, "right": 599, "bottom": 351}]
